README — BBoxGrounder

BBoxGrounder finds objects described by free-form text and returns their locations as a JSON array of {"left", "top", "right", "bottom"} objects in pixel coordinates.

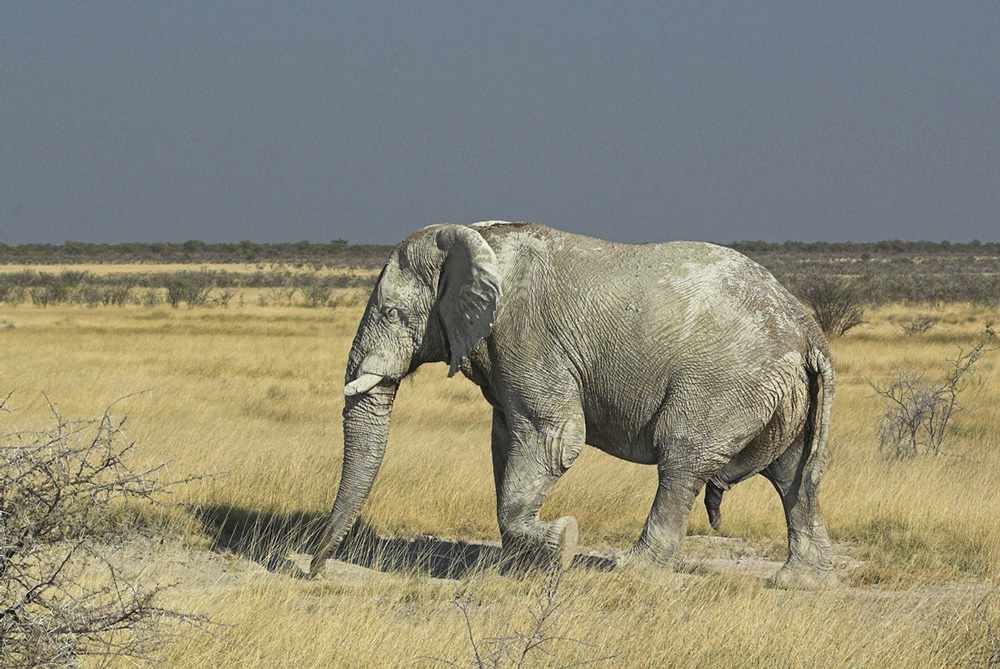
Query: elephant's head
[{"left": 311, "top": 224, "right": 501, "bottom": 574}]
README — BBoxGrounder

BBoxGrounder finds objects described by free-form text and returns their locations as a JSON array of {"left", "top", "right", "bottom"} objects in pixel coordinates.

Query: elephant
[{"left": 310, "top": 221, "right": 837, "bottom": 588}]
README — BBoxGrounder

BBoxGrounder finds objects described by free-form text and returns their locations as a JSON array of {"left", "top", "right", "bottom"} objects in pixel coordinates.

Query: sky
[{"left": 1, "top": 3, "right": 998, "bottom": 246}]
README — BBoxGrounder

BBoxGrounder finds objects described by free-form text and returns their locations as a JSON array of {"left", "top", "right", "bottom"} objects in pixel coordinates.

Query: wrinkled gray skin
[{"left": 311, "top": 222, "right": 837, "bottom": 588}]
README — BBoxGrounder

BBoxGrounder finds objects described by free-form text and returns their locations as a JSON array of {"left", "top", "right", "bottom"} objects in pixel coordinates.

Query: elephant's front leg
[{"left": 491, "top": 409, "right": 583, "bottom": 571}]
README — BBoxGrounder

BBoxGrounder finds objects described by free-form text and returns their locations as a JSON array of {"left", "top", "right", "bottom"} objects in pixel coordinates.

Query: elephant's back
[
  {"left": 478, "top": 222, "right": 823, "bottom": 362},
  {"left": 560, "top": 236, "right": 820, "bottom": 393}
]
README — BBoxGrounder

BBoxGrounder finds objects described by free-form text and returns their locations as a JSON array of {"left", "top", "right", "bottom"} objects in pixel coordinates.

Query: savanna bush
[
  {"left": 164, "top": 271, "right": 216, "bottom": 308},
  {"left": 899, "top": 315, "right": 939, "bottom": 336},
  {"left": 0, "top": 393, "right": 209, "bottom": 665},
  {"left": 302, "top": 278, "right": 334, "bottom": 307},
  {"left": 870, "top": 330, "right": 997, "bottom": 459},
  {"left": 794, "top": 273, "right": 867, "bottom": 336}
]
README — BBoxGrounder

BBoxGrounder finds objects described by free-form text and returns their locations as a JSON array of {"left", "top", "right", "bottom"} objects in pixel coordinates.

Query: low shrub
[{"left": 1, "top": 392, "right": 210, "bottom": 665}]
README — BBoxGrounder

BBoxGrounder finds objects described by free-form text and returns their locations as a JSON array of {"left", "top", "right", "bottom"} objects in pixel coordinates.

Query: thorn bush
[{"left": 1, "top": 392, "right": 211, "bottom": 665}]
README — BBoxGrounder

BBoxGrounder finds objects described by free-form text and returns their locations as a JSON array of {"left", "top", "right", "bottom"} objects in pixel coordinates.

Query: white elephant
[{"left": 311, "top": 222, "right": 836, "bottom": 588}]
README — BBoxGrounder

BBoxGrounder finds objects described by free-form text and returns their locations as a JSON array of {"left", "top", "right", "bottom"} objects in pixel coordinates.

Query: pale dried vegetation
[{"left": 2, "top": 271, "right": 1000, "bottom": 667}]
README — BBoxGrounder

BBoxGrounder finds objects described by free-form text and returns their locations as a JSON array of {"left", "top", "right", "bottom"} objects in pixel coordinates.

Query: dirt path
[{"left": 120, "top": 531, "right": 951, "bottom": 601}]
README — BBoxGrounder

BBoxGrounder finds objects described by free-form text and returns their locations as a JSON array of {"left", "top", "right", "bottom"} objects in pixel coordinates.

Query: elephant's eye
[{"left": 382, "top": 306, "right": 400, "bottom": 323}]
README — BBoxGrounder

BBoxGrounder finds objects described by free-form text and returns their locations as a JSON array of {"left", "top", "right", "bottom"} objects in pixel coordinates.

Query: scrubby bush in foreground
[{"left": 0, "top": 392, "right": 209, "bottom": 666}]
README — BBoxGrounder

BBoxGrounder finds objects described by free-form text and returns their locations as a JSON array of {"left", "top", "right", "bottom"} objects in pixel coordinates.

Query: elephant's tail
[{"left": 804, "top": 347, "right": 835, "bottom": 492}]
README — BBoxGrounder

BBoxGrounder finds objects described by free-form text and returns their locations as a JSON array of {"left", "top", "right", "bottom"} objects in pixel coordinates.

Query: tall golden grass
[{"left": 2, "top": 287, "right": 998, "bottom": 666}]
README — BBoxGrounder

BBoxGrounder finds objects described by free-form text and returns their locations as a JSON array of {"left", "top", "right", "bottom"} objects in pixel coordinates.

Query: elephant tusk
[{"left": 343, "top": 373, "right": 384, "bottom": 396}]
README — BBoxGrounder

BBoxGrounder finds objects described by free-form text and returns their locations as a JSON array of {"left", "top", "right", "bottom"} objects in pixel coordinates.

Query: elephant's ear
[{"left": 436, "top": 226, "right": 502, "bottom": 377}]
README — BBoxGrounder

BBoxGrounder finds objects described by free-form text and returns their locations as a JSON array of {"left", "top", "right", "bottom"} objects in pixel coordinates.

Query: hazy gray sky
[{"left": 2, "top": 3, "right": 997, "bottom": 245}]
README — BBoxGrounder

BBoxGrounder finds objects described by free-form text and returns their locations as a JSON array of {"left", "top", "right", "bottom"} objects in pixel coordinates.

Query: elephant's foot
[
  {"left": 547, "top": 515, "right": 578, "bottom": 570},
  {"left": 612, "top": 539, "right": 681, "bottom": 571},
  {"left": 769, "top": 527, "right": 837, "bottom": 589},
  {"left": 766, "top": 562, "right": 838, "bottom": 590},
  {"left": 500, "top": 515, "right": 578, "bottom": 573}
]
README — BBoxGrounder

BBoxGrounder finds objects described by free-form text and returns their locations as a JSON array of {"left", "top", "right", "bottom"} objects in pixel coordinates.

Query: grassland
[{"left": 2, "top": 279, "right": 999, "bottom": 667}]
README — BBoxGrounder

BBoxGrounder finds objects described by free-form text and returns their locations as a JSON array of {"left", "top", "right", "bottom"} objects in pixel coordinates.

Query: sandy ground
[{"left": 110, "top": 530, "right": 980, "bottom": 605}]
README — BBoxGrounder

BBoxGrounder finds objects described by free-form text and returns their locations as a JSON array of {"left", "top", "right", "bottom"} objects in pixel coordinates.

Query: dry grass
[{"left": 2, "top": 287, "right": 999, "bottom": 666}]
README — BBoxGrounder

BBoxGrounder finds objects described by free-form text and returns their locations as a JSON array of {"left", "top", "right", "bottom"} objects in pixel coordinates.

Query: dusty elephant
[{"left": 311, "top": 221, "right": 836, "bottom": 588}]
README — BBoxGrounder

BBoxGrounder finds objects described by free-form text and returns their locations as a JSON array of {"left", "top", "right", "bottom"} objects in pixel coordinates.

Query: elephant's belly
[
  {"left": 585, "top": 433, "right": 658, "bottom": 465},
  {"left": 581, "top": 399, "right": 660, "bottom": 465}
]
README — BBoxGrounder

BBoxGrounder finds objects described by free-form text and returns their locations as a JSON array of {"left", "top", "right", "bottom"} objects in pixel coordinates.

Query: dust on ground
[{"left": 105, "top": 530, "right": 988, "bottom": 611}]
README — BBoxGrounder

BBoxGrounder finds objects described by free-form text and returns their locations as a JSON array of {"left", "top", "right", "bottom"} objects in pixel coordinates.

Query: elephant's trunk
[{"left": 310, "top": 385, "right": 397, "bottom": 576}]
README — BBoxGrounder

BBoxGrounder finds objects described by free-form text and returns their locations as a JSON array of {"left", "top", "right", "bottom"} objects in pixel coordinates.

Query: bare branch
[
  {"left": 869, "top": 328, "right": 998, "bottom": 459},
  {"left": 428, "top": 568, "right": 615, "bottom": 668},
  {"left": 1, "top": 391, "right": 215, "bottom": 664}
]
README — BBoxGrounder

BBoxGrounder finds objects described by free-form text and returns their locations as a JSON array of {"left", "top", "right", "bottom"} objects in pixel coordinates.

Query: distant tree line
[
  {"left": 0, "top": 267, "right": 374, "bottom": 309},
  {"left": 2, "top": 237, "right": 999, "bottom": 267},
  {"left": 0, "top": 239, "right": 391, "bottom": 268},
  {"left": 727, "top": 238, "right": 1000, "bottom": 255}
]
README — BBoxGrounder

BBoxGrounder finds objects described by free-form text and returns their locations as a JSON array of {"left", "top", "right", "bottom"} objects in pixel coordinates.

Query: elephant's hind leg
[
  {"left": 491, "top": 409, "right": 583, "bottom": 572},
  {"left": 621, "top": 460, "right": 708, "bottom": 567},
  {"left": 762, "top": 431, "right": 837, "bottom": 589},
  {"left": 755, "top": 368, "right": 836, "bottom": 588}
]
